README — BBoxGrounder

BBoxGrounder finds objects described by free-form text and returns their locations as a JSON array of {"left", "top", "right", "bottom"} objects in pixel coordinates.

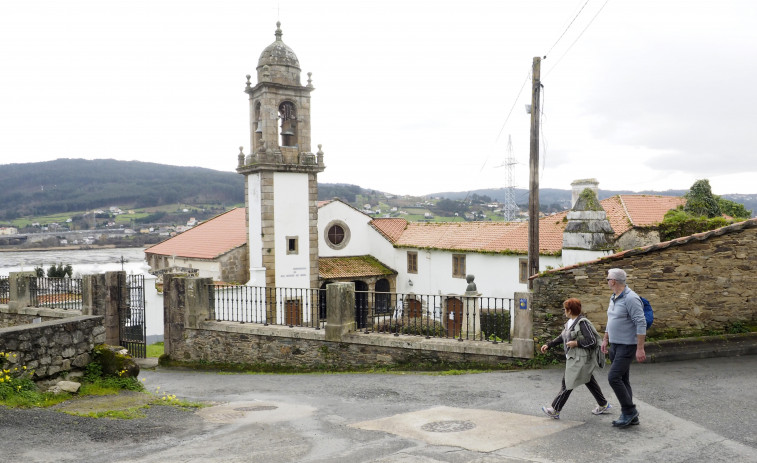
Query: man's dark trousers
[{"left": 608, "top": 343, "right": 637, "bottom": 415}]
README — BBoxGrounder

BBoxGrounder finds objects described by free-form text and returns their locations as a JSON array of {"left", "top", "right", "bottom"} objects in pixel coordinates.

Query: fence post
[
  {"left": 186, "top": 277, "right": 213, "bottom": 329},
  {"left": 103, "top": 271, "right": 125, "bottom": 346},
  {"left": 163, "top": 274, "right": 184, "bottom": 357},
  {"left": 463, "top": 275, "right": 481, "bottom": 339},
  {"left": 512, "top": 292, "right": 534, "bottom": 358},
  {"left": 325, "top": 282, "right": 355, "bottom": 341},
  {"left": 8, "top": 272, "right": 35, "bottom": 311}
]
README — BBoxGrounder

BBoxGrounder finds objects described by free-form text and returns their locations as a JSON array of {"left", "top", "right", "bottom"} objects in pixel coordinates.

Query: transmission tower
[{"left": 503, "top": 135, "right": 520, "bottom": 222}]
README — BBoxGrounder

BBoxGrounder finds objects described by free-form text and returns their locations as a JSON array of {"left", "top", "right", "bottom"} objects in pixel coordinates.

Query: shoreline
[{"left": 0, "top": 244, "right": 139, "bottom": 253}]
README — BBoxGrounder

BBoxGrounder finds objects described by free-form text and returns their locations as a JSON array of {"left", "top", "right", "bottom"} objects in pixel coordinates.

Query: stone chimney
[
  {"left": 570, "top": 178, "right": 599, "bottom": 209},
  {"left": 562, "top": 187, "right": 615, "bottom": 267}
]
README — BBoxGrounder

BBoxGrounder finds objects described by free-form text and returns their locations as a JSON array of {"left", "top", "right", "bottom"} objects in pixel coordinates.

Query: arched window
[
  {"left": 278, "top": 101, "right": 297, "bottom": 147},
  {"left": 253, "top": 102, "right": 262, "bottom": 152},
  {"left": 375, "top": 278, "right": 391, "bottom": 314}
]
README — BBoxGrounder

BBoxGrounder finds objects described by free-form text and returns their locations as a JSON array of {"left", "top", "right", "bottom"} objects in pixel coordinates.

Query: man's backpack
[{"left": 640, "top": 296, "right": 653, "bottom": 329}]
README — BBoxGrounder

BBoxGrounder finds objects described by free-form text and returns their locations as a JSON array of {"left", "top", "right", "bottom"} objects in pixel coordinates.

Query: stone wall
[
  {"left": 163, "top": 279, "right": 534, "bottom": 369},
  {"left": 0, "top": 306, "right": 82, "bottom": 328},
  {"left": 0, "top": 315, "right": 105, "bottom": 378},
  {"left": 166, "top": 321, "right": 514, "bottom": 369},
  {"left": 218, "top": 245, "right": 249, "bottom": 284},
  {"left": 532, "top": 219, "right": 757, "bottom": 343}
]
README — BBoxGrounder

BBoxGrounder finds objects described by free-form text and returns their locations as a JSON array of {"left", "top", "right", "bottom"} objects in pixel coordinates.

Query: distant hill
[
  {"left": 0, "top": 159, "right": 246, "bottom": 220},
  {"left": 1, "top": 159, "right": 754, "bottom": 221},
  {"left": 431, "top": 187, "right": 756, "bottom": 217}
]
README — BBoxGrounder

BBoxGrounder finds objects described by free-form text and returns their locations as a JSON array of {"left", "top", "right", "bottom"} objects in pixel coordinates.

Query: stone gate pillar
[
  {"left": 325, "top": 282, "right": 355, "bottom": 341},
  {"left": 512, "top": 292, "right": 534, "bottom": 358},
  {"left": 8, "top": 272, "right": 35, "bottom": 311}
]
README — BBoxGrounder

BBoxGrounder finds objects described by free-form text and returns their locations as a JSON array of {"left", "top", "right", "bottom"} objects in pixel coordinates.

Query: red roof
[
  {"left": 369, "top": 195, "right": 683, "bottom": 255},
  {"left": 144, "top": 208, "right": 247, "bottom": 259},
  {"left": 372, "top": 217, "right": 566, "bottom": 254}
]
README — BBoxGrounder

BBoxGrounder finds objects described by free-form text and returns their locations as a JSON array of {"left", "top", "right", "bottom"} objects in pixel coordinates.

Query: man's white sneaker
[{"left": 592, "top": 403, "right": 612, "bottom": 415}]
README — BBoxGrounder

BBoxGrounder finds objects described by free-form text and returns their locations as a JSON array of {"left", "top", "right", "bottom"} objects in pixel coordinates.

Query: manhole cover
[
  {"left": 421, "top": 420, "right": 476, "bottom": 433},
  {"left": 234, "top": 405, "right": 278, "bottom": 412}
]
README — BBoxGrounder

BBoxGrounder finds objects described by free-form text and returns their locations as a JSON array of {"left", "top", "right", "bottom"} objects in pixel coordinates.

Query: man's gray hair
[{"left": 607, "top": 268, "right": 627, "bottom": 283}]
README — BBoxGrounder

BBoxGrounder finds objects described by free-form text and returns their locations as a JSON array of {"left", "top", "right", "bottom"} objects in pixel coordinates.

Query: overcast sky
[{"left": 1, "top": 0, "right": 755, "bottom": 197}]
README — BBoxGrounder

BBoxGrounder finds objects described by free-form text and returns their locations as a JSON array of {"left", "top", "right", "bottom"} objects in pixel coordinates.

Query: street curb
[{"left": 645, "top": 332, "right": 757, "bottom": 363}]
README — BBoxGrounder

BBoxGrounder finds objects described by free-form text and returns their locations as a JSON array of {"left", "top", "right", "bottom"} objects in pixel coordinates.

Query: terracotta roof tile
[
  {"left": 144, "top": 208, "right": 247, "bottom": 259},
  {"left": 319, "top": 255, "right": 396, "bottom": 279},
  {"left": 377, "top": 215, "right": 567, "bottom": 255},
  {"left": 600, "top": 195, "right": 684, "bottom": 235},
  {"left": 620, "top": 195, "right": 685, "bottom": 226},
  {"left": 370, "top": 218, "right": 408, "bottom": 242}
]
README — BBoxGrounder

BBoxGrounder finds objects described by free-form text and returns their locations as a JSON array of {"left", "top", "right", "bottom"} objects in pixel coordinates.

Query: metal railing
[
  {"left": 0, "top": 275, "right": 8, "bottom": 304},
  {"left": 210, "top": 284, "right": 325, "bottom": 328},
  {"left": 357, "top": 291, "right": 513, "bottom": 343},
  {"left": 208, "top": 284, "right": 512, "bottom": 342},
  {"left": 29, "top": 277, "right": 83, "bottom": 310}
]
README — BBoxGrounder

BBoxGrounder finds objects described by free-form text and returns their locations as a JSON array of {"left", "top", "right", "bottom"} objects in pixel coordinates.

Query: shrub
[
  {"left": 481, "top": 310, "right": 511, "bottom": 342},
  {"left": 0, "top": 352, "right": 36, "bottom": 401}
]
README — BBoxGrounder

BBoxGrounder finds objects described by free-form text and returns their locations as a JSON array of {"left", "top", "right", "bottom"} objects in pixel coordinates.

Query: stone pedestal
[
  {"left": 325, "top": 282, "right": 355, "bottom": 341},
  {"left": 512, "top": 291, "right": 534, "bottom": 358}
]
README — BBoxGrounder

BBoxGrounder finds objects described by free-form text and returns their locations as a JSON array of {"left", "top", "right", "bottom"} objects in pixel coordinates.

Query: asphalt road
[{"left": 2, "top": 355, "right": 756, "bottom": 463}]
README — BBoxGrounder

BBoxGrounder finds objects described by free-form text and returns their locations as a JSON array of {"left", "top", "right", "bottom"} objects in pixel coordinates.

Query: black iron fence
[
  {"left": 29, "top": 277, "right": 83, "bottom": 310},
  {"left": 208, "top": 284, "right": 512, "bottom": 342},
  {"left": 210, "top": 284, "right": 325, "bottom": 328},
  {"left": 120, "top": 274, "right": 146, "bottom": 358},
  {"left": 357, "top": 291, "right": 513, "bottom": 343},
  {"left": 0, "top": 275, "right": 8, "bottom": 304}
]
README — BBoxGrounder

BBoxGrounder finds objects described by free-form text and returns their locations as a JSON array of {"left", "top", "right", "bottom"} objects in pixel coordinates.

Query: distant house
[{"left": 144, "top": 208, "right": 248, "bottom": 283}]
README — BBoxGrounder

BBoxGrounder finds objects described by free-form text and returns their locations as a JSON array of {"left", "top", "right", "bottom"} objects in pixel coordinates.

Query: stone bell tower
[{"left": 237, "top": 22, "right": 325, "bottom": 289}]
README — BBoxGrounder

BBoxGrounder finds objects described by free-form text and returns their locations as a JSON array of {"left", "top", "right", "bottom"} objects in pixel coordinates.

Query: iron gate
[{"left": 119, "top": 274, "right": 146, "bottom": 358}]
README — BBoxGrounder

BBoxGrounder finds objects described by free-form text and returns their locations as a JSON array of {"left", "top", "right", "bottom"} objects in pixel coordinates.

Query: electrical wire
[
  {"left": 493, "top": 69, "right": 531, "bottom": 146},
  {"left": 546, "top": 0, "right": 611, "bottom": 77},
  {"left": 544, "top": 0, "right": 591, "bottom": 59},
  {"left": 539, "top": 85, "right": 548, "bottom": 182}
]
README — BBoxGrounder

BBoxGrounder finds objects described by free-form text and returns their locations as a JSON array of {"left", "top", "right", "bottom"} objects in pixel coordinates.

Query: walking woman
[{"left": 540, "top": 298, "right": 611, "bottom": 419}]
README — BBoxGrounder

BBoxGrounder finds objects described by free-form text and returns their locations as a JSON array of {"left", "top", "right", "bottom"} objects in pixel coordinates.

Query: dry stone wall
[
  {"left": 532, "top": 219, "right": 757, "bottom": 344},
  {"left": 166, "top": 322, "right": 514, "bottom": 369},
  {"left": 0, "top": 315, "right": 105, "bottom": 378}
]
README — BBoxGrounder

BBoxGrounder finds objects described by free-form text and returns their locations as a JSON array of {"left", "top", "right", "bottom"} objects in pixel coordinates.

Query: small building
[{"left": 144, "top": 208, "right": 248, "bottom": 283}]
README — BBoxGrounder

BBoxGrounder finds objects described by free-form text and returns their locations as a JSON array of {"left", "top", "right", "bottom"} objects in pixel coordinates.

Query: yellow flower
[{"left": 0, "top": 378, "right": 4, "bottom": 383}]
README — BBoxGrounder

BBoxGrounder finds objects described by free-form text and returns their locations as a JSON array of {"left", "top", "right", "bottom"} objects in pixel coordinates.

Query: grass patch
[
  {"left": 67, "top": 408, "right": 148, "bottom": 419},
  {"left": 146, "top": 342, "right": 164, "bottom": 358},
  {"left": 0, "top": 390, "right": 73, "bottom": 408}
]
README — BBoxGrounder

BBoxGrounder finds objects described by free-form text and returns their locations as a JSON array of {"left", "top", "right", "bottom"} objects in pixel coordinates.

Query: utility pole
[{"left": 528, "top": 56, "right": 542, "bottom": 289}]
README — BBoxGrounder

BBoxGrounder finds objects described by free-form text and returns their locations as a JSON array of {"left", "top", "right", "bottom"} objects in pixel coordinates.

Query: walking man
[{"left": 601, "top": 268, "right": 646, "bottom": 428}]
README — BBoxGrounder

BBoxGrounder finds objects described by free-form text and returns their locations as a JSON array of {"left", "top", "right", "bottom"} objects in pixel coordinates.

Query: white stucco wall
[
  {"left": 273, "top": 172, "right": 311, "bottom": 288},
  {"left": 317, "top": 201, "right": 374, "bottom": 256},
  {"left": 168, "top": 256, "right": 221, "bottom": 280},
  {"left": 246, "top": 172, "right": 263, "bottom": 270},
  {"left": 562, "top": 249, "right": 612, "bottom": 267},
  {"left": 144, "top": 274, "right": 164, "bottom": 343}
]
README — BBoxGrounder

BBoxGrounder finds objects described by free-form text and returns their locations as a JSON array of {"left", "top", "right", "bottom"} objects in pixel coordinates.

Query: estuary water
[{"left": 0, "top": 247, "right": 150, "bottom": 277}]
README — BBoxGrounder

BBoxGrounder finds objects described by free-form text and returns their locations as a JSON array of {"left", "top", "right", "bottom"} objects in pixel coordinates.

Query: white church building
[{"left": 146, "top": 22, "right": 685, "bottom": 310}]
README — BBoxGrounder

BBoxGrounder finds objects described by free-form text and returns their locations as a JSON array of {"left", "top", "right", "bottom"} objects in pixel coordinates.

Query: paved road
[{"left": 3, "top": 355, "right": 756, "bottom": 463}]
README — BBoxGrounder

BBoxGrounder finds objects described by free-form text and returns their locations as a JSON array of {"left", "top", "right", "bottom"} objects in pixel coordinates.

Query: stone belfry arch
[{"left": 237, "top": 22, "right": 325, "bottom": 290}]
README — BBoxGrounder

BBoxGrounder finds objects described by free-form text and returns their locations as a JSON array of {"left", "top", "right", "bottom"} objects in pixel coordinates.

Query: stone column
[
  {"left": 103, "top": 271, "right": 125, "bottom": 346},
  {"left": 325, "top": 282, "right": 355, "bottom": 341},
  {"left": 462, "top": 292, "right": 482, "bottom": 340},
  {"left": 186, "top": 277, "right": 213, "bottom": 329},
  {"left": 8, "top": 272, "right": 35, "bottom": 311},
  {"left": 163, "top": 274, "right": 184, "bottom": 357},
  {"left": 512, "top": 292, "right": 534, "bottom": 358}
]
